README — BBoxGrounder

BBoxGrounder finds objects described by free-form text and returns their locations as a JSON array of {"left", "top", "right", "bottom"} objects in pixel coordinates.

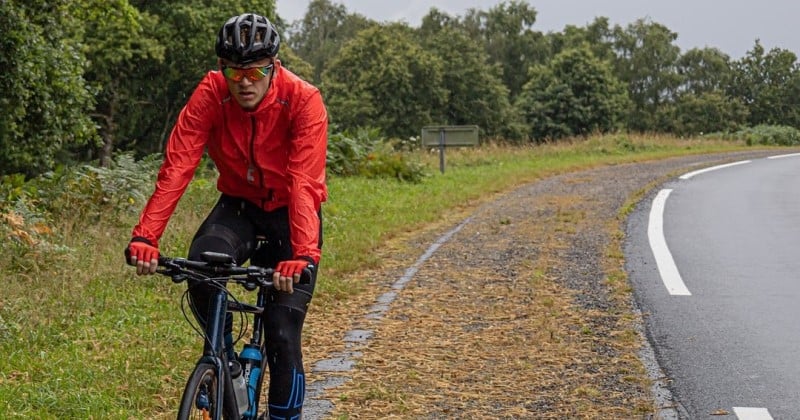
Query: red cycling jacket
[{"left": 132, "top": 61, "right": 328, "bottom": 263}]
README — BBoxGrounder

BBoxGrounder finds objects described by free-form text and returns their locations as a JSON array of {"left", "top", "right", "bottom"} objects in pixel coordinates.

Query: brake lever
[
  {"left": 299, "top": 266, "right": 314, "bottom": 285},
  {"left": 244, "top": 266, "right": 274, "bottom": 290},
  {"left": 171, "top": 273, "right": 189, "bottom": 284}
]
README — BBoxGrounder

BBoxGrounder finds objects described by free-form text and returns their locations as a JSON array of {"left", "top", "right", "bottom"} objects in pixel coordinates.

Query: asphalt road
[{"left": 626, "top": 152, "right": 800, "bottom": 420}]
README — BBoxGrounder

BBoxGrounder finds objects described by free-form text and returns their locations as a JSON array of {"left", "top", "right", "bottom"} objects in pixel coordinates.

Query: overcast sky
[{"left": 276, "top": 0, "right": 799, "bottom": 59}]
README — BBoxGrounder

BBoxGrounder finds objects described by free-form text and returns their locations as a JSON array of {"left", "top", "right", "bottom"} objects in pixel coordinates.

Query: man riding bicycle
[{"left": 125, "top": 12, "right": 327, "bottom": 419}]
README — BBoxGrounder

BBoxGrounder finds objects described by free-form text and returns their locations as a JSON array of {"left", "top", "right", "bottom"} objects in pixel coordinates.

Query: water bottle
[
  {"left": 239, "top": 343, "right": 263, "bottom": 417},
  {"left": 229, "top": 359, "right": 249, "bottom": 415}
]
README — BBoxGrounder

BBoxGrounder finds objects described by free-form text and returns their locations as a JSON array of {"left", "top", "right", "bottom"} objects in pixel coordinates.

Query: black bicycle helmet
[{"left": 215, "top": 13, "right": 280, "bottom": 64}]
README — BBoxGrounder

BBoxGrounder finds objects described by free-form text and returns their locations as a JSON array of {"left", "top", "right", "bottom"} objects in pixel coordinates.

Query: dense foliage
[
  {"left": 2, "top": 0, "right": 800, "bottom": 182},
  {"left": 0, "top": 1, "right": 97, "bottom": 177}
]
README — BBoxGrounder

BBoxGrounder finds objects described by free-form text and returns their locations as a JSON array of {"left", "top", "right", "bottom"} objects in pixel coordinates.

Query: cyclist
[{"left": 125, "top": 12, "right": 327, "bottom": 419}]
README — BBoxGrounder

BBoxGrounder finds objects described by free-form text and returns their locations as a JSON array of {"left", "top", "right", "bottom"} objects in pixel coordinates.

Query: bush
[
  {"left": 360, "top": 143, "right": 427, "bottom": 183},
  {"left": 0, "top": 153, "right": 162, "bottom": 265},
  {"left": 327, "top": 127, "right": 428, "bottom": 182},
  {"left": 704, "top": 124, "right": 800, "bottom": 146}
]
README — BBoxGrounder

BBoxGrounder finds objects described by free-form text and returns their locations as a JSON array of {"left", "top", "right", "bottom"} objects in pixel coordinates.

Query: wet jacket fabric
[{"left": 132, "top": 61, "right": 328, "bottom": 263}]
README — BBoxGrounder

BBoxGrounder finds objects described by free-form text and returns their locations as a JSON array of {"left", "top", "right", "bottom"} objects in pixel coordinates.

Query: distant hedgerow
[{"left": 704, "top": 124, "right": 800, "bottom": 146}]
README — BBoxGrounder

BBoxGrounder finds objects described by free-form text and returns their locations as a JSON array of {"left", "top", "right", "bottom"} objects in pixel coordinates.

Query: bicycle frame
[
  {"left": 197, "top": 284, "right": 239, "bottom": 420},
  {"left": 195, "top": 280, "right": 272, "bottom": 419},
  {"left": 154, "top": 253, "right": 312, "bottom": 420}
]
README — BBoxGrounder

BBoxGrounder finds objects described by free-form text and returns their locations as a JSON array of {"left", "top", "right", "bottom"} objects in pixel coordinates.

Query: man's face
[{"left": 219, "top": 58, "right": 274, "bottom": 110}]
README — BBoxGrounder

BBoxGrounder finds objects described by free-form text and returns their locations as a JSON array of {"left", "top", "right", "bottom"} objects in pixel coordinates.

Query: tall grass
[{"left": 0, "top": 134, "right": 766, "bottom": 417}]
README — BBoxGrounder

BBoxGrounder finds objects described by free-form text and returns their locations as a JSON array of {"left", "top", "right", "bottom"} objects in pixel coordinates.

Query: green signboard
[
  {"left": 421, "top": 125, "right": 480, "bottom": 147},
  {"left": 420, "top": 125, "right": 480, "bottom": 173}
]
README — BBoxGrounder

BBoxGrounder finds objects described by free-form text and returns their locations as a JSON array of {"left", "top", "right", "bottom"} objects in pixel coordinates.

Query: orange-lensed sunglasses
[{"left": 220, "top": 64, "right": 274, "bottom": 82}]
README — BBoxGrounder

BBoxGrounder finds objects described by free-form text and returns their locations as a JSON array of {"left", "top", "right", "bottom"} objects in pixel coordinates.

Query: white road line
[
  {"left": 734, "top": 407, "right": 774, "bottom": 420},
  {"left": 648, "top": 189, "right": 691, "bottom": 296},
  {"left": 767, "top": 152, "right": 800, "bottom": 159},
  {"left": 679, "top": 160, "right": 751, "bottom": 180}
]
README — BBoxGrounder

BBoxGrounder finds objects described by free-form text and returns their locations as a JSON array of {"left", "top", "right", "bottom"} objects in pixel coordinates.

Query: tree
[
  {"left": 285, "top": 0, "right": 374, "bottom": 84},
  {"left": 677, "top": 47, "right": 732, "bottom": 95},
  {"left": 612, "top": 18, "right": 682, "bottom": 131},
  {"left": 516, "top": 46, "right": 629, "bottom": 142},
  {"left": 322, "top": 24, "right": 448, "bottom": 138},
  {"left": 418, "top": 7, "right": 461, "bottom": 38},
  {"left": 277, "top": 45, "right": 315, "bottom": 82},
  {"left": 460, "top": 1, "right": 549, "bottom": 99},
  {"left": 0, "top": 0, "right": 96, "bottom": 177},
  {"left": 548, "top": 17, "right": 616, "bottom": 63},
  {"left": 729, "top": 40, "right": 800, "bottom": 127},
  {"left": 75, "top": 0, "right": 165, "bottom": 167},
  {"left": 419, "top": 22, "right": 520, "bottom": 140}
]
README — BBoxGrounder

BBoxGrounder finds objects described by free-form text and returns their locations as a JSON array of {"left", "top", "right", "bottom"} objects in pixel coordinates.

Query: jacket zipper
[{"left": 247, "top": 116, "right": 269, "bottom": 208}]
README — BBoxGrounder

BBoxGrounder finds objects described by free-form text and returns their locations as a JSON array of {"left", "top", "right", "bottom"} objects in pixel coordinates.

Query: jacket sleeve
[
  {"left": 287, "top": 88, "right": 328, "bottom": 263},
  {"left": 131, "top": 74, "right": 219, "bottom": 246}
]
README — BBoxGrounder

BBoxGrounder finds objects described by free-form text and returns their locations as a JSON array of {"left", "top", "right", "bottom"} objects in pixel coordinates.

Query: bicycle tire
[{"left": 177, "top": 362, "right": 238, "bottom": 420}]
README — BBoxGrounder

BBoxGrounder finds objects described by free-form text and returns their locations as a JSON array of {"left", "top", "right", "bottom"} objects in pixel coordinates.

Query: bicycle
[{"left": 154, "top": 251, "right": 312, "bottom": 420}]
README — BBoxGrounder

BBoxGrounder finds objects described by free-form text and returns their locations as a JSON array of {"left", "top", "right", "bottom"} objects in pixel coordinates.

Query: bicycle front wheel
[{"left": 177, "top": 362, "right": 229, "bottom": 420}]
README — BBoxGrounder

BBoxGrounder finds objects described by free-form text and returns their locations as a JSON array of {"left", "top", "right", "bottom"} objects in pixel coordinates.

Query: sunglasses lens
[
  {"left": 221, "top": 65, "right": 273, "bottom": 82},
  {"left": 248, "top": 65, "right": 273, "bottom": 81},
  {"left": 246, "top": 67, "right": 267, "bottom": 81},
  {"left": 222, "top": 67, "right": 243, "bottom": 82}
]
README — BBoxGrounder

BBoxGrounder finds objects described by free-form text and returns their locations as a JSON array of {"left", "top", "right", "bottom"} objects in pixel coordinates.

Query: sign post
[{"left": 421, "top": 125, "right": 479, "bottom": 173}]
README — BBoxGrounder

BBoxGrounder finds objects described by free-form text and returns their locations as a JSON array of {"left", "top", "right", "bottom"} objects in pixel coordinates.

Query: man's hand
[
  {"left": 273, "top": 259, "right": 310, "bottom": 293},
  {"left": 126, "top": 240, "right": 160, "bottom": 275}
]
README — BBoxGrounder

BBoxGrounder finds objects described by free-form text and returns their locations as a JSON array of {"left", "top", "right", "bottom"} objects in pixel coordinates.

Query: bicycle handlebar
[{"left": 154, "top": 251, "right": 313, "bottom": 290}]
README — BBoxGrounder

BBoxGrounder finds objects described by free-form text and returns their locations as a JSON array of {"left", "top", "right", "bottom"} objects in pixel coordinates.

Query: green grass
[{"left": 0, "top": 134, "right": 781, "bottom": 417}]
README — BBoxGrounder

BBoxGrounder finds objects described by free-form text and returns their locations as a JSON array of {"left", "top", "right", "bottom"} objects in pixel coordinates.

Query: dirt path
[{"left": 301, "top": 150, "right": 784, "bottom": 419}]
